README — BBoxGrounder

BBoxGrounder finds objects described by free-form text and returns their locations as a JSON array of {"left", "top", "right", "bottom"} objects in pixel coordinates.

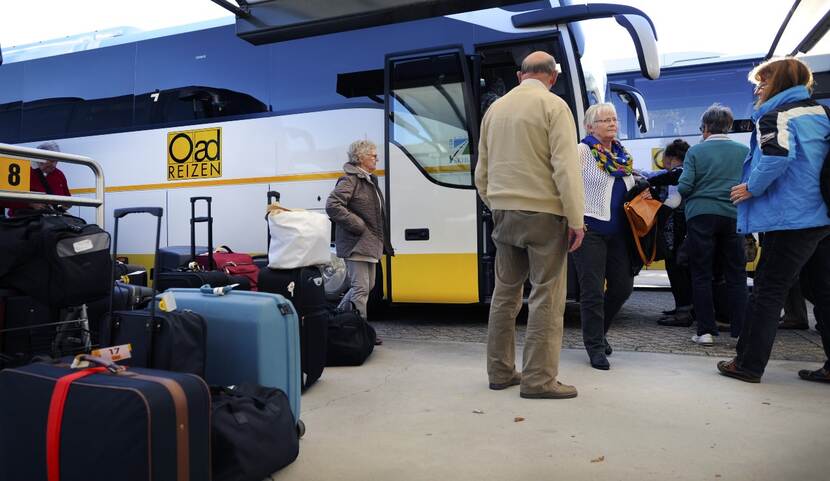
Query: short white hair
[
  {"left": 347, "top": 139, "right": 377, "bottom": 165},
  {"left": 584, "top": 103, "right": 617, "bottom": 129},
  {"left": 37, "top": 140, "right": 60, "bottom": 152}
]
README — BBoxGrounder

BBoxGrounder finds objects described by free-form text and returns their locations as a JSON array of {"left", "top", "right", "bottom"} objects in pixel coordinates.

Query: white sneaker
[{"left": 692, "top": 334, "right": 714, "bottom": 346}]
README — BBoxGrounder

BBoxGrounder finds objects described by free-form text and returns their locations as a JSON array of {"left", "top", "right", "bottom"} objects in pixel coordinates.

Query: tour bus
[
  {"left": 607, "top": 53, "right": 830, "bottom": 174},
  {"left": 0, "top": 0, "right": 661, "bottom": 305},
  {"left": 606, "top": 0, "right": 830, "bottom": 172}
]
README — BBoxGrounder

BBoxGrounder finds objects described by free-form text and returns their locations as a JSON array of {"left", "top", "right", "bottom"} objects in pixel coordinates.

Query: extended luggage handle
[
  {"left": 266, "top": 190, "right": 280, "bottom": 246},
  {"left": 114, "top": 207, "right": 163, "bottom": 219},
  {"left": 190, "top": 197, "right": 214, "bottom": 270},
  {"left": 108, "top": 207, "right": 164, "bottom": 359}
]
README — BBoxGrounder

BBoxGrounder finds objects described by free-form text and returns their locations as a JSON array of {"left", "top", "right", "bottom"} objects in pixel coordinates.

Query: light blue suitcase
[{"left": 163, "top": 288, "right": 302, "bottom": 425}]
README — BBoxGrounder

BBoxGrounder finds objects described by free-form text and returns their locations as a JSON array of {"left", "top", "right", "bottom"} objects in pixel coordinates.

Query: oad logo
[{"left": 167, "top": 127, "right": 222, "bottom": 180}]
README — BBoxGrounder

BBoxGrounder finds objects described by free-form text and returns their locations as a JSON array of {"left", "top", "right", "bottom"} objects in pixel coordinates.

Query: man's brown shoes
[{"left": 520, "top": 381, "right": 578, "bottom": 399}]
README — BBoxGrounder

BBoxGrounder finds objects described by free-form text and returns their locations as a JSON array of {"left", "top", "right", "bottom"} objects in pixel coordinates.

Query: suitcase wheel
[{"left": 297, "top": 419, "right": 306, "bottom": 439}]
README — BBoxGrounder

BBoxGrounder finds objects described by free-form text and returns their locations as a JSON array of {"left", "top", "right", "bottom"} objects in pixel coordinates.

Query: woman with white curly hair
[{"left": 326, "top": 140, "right": 394, "bottom": 334}]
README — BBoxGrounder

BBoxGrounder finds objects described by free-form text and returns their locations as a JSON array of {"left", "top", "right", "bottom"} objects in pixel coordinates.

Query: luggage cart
[{"left": 0, "top": 143, "right": 106, "bottom": 368}]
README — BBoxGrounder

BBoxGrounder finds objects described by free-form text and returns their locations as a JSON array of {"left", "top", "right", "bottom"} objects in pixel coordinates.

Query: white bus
[{"left": 0, "top": 0, "right": 661, "bottom": 305}]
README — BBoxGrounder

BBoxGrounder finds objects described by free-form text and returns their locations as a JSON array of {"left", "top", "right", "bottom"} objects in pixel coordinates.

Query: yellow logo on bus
[
  {"left": 0, "top": 156, "right": 31, "bottom": 192},
  {"left": 167, "top": 127, "right": 222, "bottom": 180}
]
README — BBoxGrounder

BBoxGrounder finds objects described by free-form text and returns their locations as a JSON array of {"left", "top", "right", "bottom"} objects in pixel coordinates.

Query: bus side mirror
[{"left": 608, "top": 82, "right": 650, "bottom": 134}]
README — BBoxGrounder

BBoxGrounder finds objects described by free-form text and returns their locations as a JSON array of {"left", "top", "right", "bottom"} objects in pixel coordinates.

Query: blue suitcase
[{"left": 163, "top": 288, "right": 302, "bottom": 423}]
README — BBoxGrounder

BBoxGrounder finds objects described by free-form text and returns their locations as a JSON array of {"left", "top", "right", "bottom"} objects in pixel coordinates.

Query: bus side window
[{"left": 389, "top": 52, "right": 475, "bottom": 188}]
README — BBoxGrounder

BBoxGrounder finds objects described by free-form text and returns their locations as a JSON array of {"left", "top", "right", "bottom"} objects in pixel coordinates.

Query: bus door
[
  {"left": 384, "top": 47, "right": 480, "bottom": 303},
  {"left": 473, "top": 34, "right": 580, "bottom": 302}
]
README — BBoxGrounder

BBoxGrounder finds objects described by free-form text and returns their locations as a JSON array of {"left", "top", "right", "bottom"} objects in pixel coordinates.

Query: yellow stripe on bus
[
  {"left": 423, "top": 164, "right": 471, "bottom": 174},
  {"left": 71, "top": 169, "right": 387, "bottom": 195}
]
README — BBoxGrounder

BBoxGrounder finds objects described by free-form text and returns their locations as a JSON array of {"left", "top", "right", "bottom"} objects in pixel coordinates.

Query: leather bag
[{"left": 623, "top": 190, "right": 662, "bottom": 265}]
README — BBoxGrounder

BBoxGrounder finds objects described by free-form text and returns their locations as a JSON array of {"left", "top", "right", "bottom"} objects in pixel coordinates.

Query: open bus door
[{"left": 384, "top": 47, "right": 481, "bottom": 303}]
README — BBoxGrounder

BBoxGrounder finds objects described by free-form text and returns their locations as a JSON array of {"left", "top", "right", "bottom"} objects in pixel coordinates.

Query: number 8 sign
[{"left": 0, "top": 156, "right": 31, "bottom": 192}]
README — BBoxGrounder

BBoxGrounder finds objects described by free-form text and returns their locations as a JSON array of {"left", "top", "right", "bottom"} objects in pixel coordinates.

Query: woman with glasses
[
  {"left": 326, "top": 139, "right": 394, "bottom": 339},
  {"left": 718, "top": 57, "right": 830, "bottom": 384},
  {"left": 572, "top": 103, "right": 638, "bottom": 370}
]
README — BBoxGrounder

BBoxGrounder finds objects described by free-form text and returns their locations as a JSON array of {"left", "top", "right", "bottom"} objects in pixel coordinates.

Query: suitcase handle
[
  {"left": 107, "top": 208, "right": 164, "bottom": 351},
  {"left": 266, "top": 190, "right": 280, "bottom": 246},
  {"left": 114, "top": 207, "right": 163, "bottom": 219},
  {"left": 199, "top": 283, "right": 238, "bottom": 296},
  {"left": 190, "top": 197, "right": 214, "bottom": 269},
  {"left": 76, "top": 354, "right": 125, "bottom": 373}
]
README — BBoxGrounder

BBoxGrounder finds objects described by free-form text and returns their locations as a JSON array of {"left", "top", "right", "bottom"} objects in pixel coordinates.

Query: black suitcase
[
  {"left": 0, "top": 290, "right": 60, "bottom": 369},
  {"left": 0, "top": 357, "right": 211, "bottom": 481},
  {"left": 156, "top": 270, "right": 251, "bottom": 292},
  {"left": 115, "top": 261, "right": 149, "bottom": 286},
  {"left": 104, "top": 207, "right": 208, "bottom": 378},
  {"left": 157, "top": 245, "right": 209, "bottom": 272},
  {"left": 0, "top": 212, "right": 112, "bottom": 307},
  {"left": 258, "top": 265, "right": 327, "bottom": 390},
  {"left": 156, "top": 197, "right": 251, "bottom": 292}
]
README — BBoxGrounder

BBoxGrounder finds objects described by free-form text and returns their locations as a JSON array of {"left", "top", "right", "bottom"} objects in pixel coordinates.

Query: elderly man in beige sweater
[{"left": 475, "top": 51, "right": 585, "bottom": 399}]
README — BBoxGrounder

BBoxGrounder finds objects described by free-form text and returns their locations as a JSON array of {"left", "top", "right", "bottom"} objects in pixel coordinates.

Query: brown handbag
[{"left": 623, "top": 190, "right": 662, "bottom": 265}]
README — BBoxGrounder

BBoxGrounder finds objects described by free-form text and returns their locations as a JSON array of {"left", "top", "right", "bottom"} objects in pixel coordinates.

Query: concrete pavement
[{"left": 276, "top": 340, "right": 830, "bottom": 481}]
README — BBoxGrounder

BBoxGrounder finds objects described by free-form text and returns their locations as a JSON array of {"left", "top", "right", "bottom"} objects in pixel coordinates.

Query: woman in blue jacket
[{"left": 718, "top": 57, "right": 830, "bottom": 384}]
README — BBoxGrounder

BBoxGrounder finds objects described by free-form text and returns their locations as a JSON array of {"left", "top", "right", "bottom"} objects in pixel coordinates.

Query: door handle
[{"left": 404, "top": 228, "right": 429, "bottom": 241}]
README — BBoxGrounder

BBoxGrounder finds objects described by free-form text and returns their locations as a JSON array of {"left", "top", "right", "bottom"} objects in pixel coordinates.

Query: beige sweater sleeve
[
  {"left": 474, "top": 113, "right": 490, "bottom": 208},
  {"left": 547, "top": 105, "right": 584, "bottom": 229}
]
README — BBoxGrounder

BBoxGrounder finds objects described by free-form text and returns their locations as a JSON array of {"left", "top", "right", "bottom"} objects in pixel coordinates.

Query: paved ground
[
  {"left": 279, "top": 340, "right": 830, "bottom": 481},
  {"left": 372, "top": 290, "right": 826, "bottom": 363}
]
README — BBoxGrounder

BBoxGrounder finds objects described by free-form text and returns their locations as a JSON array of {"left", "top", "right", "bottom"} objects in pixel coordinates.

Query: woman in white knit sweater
[{"left": 572, "top": 103, "right": 637, "bottom": 371}]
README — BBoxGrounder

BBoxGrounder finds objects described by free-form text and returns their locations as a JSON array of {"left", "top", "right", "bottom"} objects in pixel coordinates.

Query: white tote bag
[{"left": 267, "top": 204, "right": 331, "bottom": 269}]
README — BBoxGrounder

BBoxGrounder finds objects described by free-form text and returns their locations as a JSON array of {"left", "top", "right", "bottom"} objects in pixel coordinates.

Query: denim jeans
[
  {"left": 572, "top": 230, "right": 634, "bottom": 357},
  {"left": 737, "top": 226, "right": 830, "bottom": 376},
  {"left": 686, "top": 215, "right": 747, "bottom": 337}
]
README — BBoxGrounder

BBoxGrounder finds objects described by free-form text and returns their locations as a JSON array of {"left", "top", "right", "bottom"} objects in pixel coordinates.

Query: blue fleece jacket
[{"left": 737, "top": 85, "right": 830, "bottom": 234}]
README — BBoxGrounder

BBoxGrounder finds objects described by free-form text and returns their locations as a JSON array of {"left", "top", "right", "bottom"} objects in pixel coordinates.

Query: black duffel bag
[
  {"left": 0, "top": 212, "right": 111, "bottom": 307},
  {"left": 211, "top": 384, "right": 300, "bottom": 481},
  {"left": 326, "top": 303, "right": 376, "bottom": 366}
]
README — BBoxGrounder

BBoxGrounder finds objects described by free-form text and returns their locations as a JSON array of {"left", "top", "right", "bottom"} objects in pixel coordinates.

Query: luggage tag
[
  {"left": 158, "top": 291, "right": 178, "bottom": 311},
  {"left": 71, "top": 344, "right": 132, "bottom": 368}
]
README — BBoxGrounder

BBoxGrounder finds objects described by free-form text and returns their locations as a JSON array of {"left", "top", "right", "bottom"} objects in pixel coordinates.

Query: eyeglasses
[
  {"left": 699, "top": 126, "right": 705, "bottom": 133},
  {"left": 595, "top": 117, "right": 618, "bottom": 124}
]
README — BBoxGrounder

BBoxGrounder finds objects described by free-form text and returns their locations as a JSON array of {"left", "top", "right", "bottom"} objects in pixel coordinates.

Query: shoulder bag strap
[{"left": 34, "top": 168, "right": 54, "bottom": 195}]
